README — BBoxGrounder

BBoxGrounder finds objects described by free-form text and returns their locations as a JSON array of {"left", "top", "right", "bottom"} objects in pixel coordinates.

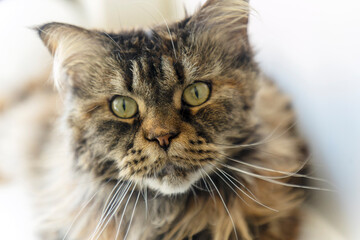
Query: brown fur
[{"left": 29, "top": 0, "right": 307, "bottom": 239}]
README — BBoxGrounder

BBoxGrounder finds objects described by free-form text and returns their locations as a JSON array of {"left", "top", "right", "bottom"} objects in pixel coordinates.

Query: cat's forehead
[
  {"left": 105, "top": 27, "right": 193, "bottom": 103},
  {"left": 105, "top": 18, "right": 189, "bottom": 58}
]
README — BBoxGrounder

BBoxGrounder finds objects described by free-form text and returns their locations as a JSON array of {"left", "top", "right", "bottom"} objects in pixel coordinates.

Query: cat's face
[{"left": 39, "top": 0, "right": 258, "bottom": 195}]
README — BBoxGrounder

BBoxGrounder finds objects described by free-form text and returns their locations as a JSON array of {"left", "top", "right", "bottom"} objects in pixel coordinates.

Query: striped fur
[{"left": 33, "top": 0, "right": 307, "bottom": 239}]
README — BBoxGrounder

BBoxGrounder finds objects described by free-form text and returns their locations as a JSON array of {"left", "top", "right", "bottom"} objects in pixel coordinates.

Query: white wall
[{"left": 248, "top": 1, "right": 360, "bottom": 239}]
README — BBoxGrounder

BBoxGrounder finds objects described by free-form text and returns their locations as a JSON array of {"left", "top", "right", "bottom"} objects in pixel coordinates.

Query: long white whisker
[
  {"left": 218, "top": 162, "right": 333, "bottom": 191},
  {"left": 143, "top": 187, "right": 148, "bottom": 219},
  {"left": 90, "top": 181, "right": 124, "bottom": 239},
  {"left": 192, "top": 160, "right": 216, "bottom": 204},
  {"left": 208, "top": 164, "right": 248, "bottom": 206},
  {"left": 62, "top": 189, "right": 100, "bottom": 240},
  {"left": 221, "top": 170, "right": 259, "bottom": 201},
  {"left": 216, "top": 121, "right": 297, "bottom": 149},
  {"left": 221, "top": 153, "right": 324, "bottom": 181},
  {"left": 215, "top": 166, "right": 278, "bottom": 212},
  {"left": 115, "top": 184, "right": 137, "bottom": 240},
  {"left": 202, "top": 170, "right": 239, "bottom": 240},
  {"left": 91, "top": 182, "right": 131, "bottom": 240},
  {"left": 123, "top": 191, "right": 141, "bottom": 240}
]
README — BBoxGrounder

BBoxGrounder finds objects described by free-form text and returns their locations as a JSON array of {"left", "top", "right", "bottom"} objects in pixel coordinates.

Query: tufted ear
[
  {"left": 188, "top": 0, "right": 250, "bottom": 53},
  {"left": 37, "top": 22, "right": 110, "bottom": 92}
]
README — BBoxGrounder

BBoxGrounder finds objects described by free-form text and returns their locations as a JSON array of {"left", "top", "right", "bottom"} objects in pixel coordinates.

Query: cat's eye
[
  {"left": 110, "top": 96, "right": 138, "bottom": 119},
  {"left": 182, "top": 82, "right": 211, "bottom": 106}
]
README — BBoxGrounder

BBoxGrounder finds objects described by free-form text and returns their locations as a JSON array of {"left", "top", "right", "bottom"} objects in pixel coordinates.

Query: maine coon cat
[{"left": 34, "top": 0, "right": 309, "bottom": 239}]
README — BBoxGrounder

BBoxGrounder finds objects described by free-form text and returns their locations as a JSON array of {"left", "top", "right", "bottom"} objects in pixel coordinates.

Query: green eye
[
  {"left": 111, "top": 96, "right": 138, "bottom": 119},
  {"left": 182, "top": 82, "right": 210, "bottom": 106}
]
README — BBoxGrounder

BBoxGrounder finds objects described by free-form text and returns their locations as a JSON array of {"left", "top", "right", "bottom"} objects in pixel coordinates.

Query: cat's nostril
[
  {"left": 149, "top": 132, "right": 179, "bottom": 149},
  {"left": 156, "top": 134, "right": 173, "bottom": 148}
]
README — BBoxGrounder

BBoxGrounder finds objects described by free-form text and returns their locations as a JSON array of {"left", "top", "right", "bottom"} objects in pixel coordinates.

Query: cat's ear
[
  {"left": 188, "top": 0, "right": 250, "bottom": 52},
  {"left": 37, "top": 22, "right": 108, "bottom": 91}
]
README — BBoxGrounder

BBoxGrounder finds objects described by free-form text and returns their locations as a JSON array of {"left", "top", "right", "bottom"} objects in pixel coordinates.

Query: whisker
[
  {"left": 91, "top": 182, "right": 131, "bottom": 240},
  {"left": 208, "top": 163, "right": 248, "bottom": 206},
  {"left": 220, "top": 153, "right": 325, "bottom": 181},
  {"left": 202, "top": 170, "right": 239, "bottom": 240},
  {"left": 62, "top": 189, "right": 100, "bottom": 240},
  {"left": 214, "top": 166, "right": 278, "bottom": 212},
  {"left": 217, "top": 161, "right": 334, "bottom": 192},
  {"left": 215, "top": 121, "right": 297, "bottom": 149},
  {"left": 137, "top": 1, "right": 177, "bottom": 58},
  {"left": 102, "top": 32, "right": 123, "bottom": 57},
  {"left": 90, "top": 180, "right": 124, "bottom": 239},
  {"left": 220, "top": 170, "right": 259, "bottom": 201},
  {"left": 115, "top": 183, "right": 137, "bottom": 240},
  {"left": 123, "top": 191, "right": 141, "bottom": 240},
  {"left": 143, "top": 187, "right": 148, "bottom": 219},
  {"left": 190, "top": 186, "right": 198, "bottom": 204},
  {"left": 188, "top": 158, "right": 217, "bottom": 204}
]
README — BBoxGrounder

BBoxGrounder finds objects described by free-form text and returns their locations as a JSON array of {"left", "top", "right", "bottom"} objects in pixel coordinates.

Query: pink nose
[{"left": 156, "top": 134, "right": 173, "bottom": 148}]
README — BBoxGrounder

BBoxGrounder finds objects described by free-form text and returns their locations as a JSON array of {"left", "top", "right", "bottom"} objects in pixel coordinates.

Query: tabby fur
[{"left": 33, "top": 0, "right": 307, "bottom": 239}]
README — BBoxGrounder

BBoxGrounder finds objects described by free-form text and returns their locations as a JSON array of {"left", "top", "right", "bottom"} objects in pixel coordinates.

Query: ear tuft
[
  {"left": 36, "top": 22, "right": 93, "bottom": 56},
  {"left": 35, "top": 22, "right": 109, "bottom": 92},
  {"left": 189, "top": 0, "right": 250, "bottom": 49}
]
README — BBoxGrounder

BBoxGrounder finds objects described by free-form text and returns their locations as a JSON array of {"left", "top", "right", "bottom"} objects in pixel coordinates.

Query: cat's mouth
[{"left": 156, "top": 163, "right": 198, "bottom": 179}]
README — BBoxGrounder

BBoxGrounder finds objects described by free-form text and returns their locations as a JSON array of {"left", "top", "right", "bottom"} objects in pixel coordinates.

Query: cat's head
[{"left": 38, "top": 0, "right": 259, "bottom": 195}]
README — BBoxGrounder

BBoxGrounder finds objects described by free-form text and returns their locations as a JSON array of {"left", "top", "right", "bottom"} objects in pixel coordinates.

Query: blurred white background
[{"left": 0, "top": 0, "right": 359, "bottom": 239}]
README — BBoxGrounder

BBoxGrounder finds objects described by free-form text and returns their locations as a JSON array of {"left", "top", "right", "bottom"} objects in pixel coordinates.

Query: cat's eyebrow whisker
[
  {"left": 216, "top": 161, "right": 334, "bottom": 192},
  {"left": 85, "top": 105, "right": 101, "bottom": 114},
  {"left": 102, "top": 32, "right": 123, "bottom": 58},
  {"left": 123, "top": 191, "right": 141, "bottom": 240},
  {"left": 201, "top": 169, "right": 239, "bottom": 240},
  {"left": 138, "top": 1, "right": 177, "bottom": 59},
  {"left": 115, "top": 183, "right": 137, "bottom": 240},
  {"left": 212, "top": 165, "right": 278, "bottom": 212}
]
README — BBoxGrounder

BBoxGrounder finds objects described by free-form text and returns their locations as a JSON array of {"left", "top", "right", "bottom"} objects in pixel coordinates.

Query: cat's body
[{"left": 32, "top": 0, "right": 307, "bottom": 239}]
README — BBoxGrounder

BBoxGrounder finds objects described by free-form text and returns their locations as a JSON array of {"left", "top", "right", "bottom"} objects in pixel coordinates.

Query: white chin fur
[
  {"left": 143, "top": 169, "right": 204, "bottom": 195},
  {"left": 142, "top": 165, "right": 214, "bottom": 195},
  {"left": 144, "top": 178, "right": 193, "bottom": 195}
]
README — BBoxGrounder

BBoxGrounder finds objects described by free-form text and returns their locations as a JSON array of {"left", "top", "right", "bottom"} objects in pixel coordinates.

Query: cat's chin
[
  {"left": 143, "top": 170, "right": 202, "bottom": 195},
  {"left": 144, "top": 178, "right": 193, "bottom": 195}
]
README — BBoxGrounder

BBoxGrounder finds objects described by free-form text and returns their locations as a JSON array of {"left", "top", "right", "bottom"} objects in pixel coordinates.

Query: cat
[{"left": 33, "top": 0, "right": 308, "bottom": 239}]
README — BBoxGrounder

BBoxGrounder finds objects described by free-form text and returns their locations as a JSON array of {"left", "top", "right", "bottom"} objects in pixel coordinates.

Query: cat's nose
[
  {"left": 156, "top": 134, "right": 172, "bottom": 147},
  {"left": 154, "top": 133, "right": 178, "bottom": 149}
]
